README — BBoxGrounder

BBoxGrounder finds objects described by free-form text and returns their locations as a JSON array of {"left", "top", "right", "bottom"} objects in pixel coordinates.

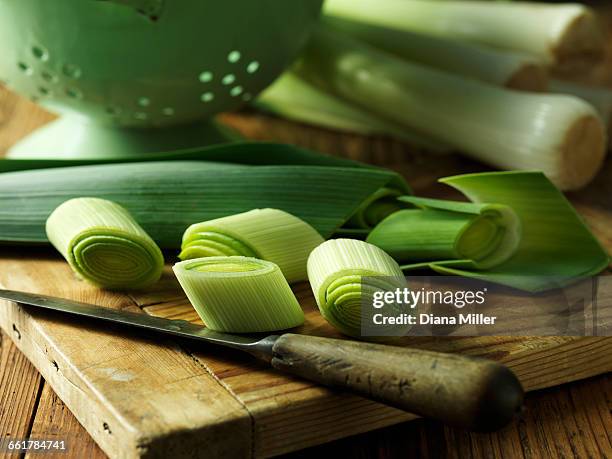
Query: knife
[{"left": 0, "top": 288, "right": 523, "bottom": 431}]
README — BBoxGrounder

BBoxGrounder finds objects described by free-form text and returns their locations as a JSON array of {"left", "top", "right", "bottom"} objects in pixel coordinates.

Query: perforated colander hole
[
  {"left": 65, "top": 88, "right": 82, "bottom": 99},
  {"left": 162, "top": 107, "right": 175, "bottom": 116},
  {"left": 222, "top": 74, "right": 236, "bottom": 86},
  {"left": 228, "top": 51, "right": 241, "bottom": 64},
  {"left": 200, "top": 92, "right": 214, "bottom": 103},
  {"left": 199, "top": 71, "right": 213, "bottom": 83},
  {"left": 62, "top": 63, "right": 82, "bottom": 79},
  {"left": 38, "top": 87, "right": 50, "bottom": 96},
  {"left": 242, "top": 93, "right": 252, "bottom": 102},
  {"left": 17, "top": 62, "right": 33, "bottom": 75},
  {"left": 134, "top": 112, "right": 148, "bottom": 120},
  {"left": 106, "top": 106, "right": 121, "bottom": 116},
  {"left": 230, "top": 86, "right": 243, "bottom": 97},
  {"left": 137, "top": 97, "right": 150, "bottom": 107},
  {"left": 246, "top": 61, "right": 260, "bottom": 74},
  {"left": 41, "top": 71, "right": 57, "bottom": 83},
  {"left": 32, "top": 46, "right": 49, "bottom": 61}
]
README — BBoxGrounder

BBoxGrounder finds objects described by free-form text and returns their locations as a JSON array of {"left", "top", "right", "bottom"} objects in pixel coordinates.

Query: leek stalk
[
  {"left": 257, "top": 73, "right": 453, "bottom": 153},
  {"left": 367, "top": 171, "right": 609, "bottom": 292},
  {"left": 45, "top": 197, "right": 164, "bottom": 289},
  {"left": 180, "top": 208, "right": 324, "bottom": 283},
  {"left": 0, "top": 160, "right": 409, "bottom": 246},
  {"left": 173, "top": 257, "right": 304, "bottom": 333},
  {"left": 367, "top": 198, "right": 521, "bottom": 270},
  {"left": 307, "top": 238, "right": 408, "bottom": 337},
  {"left": 324, "top": 0, "right": 604, "bottom": 65},
  {"left": 325, "top": 17, "right": 548, "bottom": 91},
  {"left": 298, "top": 26, "right": 606, "bottom": 190}
]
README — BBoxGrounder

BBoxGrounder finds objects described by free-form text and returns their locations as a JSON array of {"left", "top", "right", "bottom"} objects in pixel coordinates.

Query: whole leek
[
  {"left": 307, "top": 238, "right": 408, "bottom": 337},
  {"left": 45, "top": 197, "right": 164, "bottom": 289},
  {"left": 325, "top": 17, "right": 548, "bottom": 91},
  {"left": 257, "top": 73, "right": 453, "bottom": 153},
  {"left": 180, "top": 208, "right": 324, "bottom": 283},
  {"left": 298, "top": 26, "right": 606, "bottom": 190},
  {"left": 173, "top": 257, "right": 304, "bottom": 333},
  {"left": 324, "top": 0, "right": 604, "bottom": 65}
]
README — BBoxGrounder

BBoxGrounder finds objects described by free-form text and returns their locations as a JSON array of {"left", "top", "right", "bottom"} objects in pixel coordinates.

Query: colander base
[{"left": 7, "top": 117, "right": 240, "bottom": 159}]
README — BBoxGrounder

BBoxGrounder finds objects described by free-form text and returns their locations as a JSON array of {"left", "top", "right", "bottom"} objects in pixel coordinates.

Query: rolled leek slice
[
  {"left": 307, "top": 239, "right": 408, "bottom": 337},
  {"left": 180, "top": 209, "right": 324, "bottom": 283},
  {"left": 45, "top": 197, "right": 164, "bottom": 289},
  {"left": 368, "top": 197, "right": 521, "bottom": 270},
  {"left": 173, "top": 257, "right": 304, "bottom": 333}
]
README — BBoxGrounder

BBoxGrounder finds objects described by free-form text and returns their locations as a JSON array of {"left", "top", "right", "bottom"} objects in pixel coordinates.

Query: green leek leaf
[
  {"left": 0, "top": 142, "right": 365, "bottom": 174},
  {"left": 0, "top": 161, "right": 409, "bottom": 247}
]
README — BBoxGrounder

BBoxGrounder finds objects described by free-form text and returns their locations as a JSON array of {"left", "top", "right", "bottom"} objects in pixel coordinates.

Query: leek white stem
[
  {"left": 257, "top": 72, "right": 452, "bottom": 153},
  {"left": 180, "top": 208, "right": 324, "bottom": 283},
  {"left": 324, "top": 0, "right": 605, "bottom": 65},
  {"left": 325, "top": 17, "right": 548, "bottom": 91},
  {"left": 174, "top": 257, "right": 304, "bottom": 333},
  {"left": 307, "top": 238, "right": 408, "bottom": 337},
  {"left": 550, "top": 79, "right": 612, "bottom": 148},
  {"left": 298, "top": 26, "right": 606, "bottom": 190}
]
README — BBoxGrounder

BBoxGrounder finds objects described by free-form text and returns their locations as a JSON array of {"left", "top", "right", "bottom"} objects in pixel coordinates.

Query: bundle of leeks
[{"left": 257, "top": 0, "right": 611, "bottom": 191}]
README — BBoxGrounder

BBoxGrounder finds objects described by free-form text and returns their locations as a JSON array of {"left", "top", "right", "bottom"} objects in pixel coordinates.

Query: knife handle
[{"left": 269, "top": 333, "right": 523, "bottom": 431}]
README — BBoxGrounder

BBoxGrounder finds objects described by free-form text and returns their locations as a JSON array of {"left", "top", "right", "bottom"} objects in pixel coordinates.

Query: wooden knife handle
[{"left": 270, "top": 333, "right": 523, "bottom": 431}]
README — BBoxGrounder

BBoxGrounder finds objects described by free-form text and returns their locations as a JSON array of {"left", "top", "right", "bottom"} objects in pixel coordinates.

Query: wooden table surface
[{"left": 1, "top": 3, "right": 612, "bottom": 454}]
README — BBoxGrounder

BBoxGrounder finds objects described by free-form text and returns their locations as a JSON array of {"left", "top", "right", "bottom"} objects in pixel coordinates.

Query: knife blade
[{"left": 0, "top": 288, "right": 523, "bottom": 432}]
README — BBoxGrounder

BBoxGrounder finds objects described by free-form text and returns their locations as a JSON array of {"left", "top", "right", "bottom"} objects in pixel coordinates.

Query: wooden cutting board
[{"left": 1, "top": 88, "right": 612, "bottom": 458}]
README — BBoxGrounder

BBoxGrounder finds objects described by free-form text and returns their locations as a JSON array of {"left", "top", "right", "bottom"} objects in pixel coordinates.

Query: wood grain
[
  {"left": 0, "top": 331, "right": 43, "bottom": 458},
  {"left": 26, "top": 384, "right": 105, "bottom": 459}
]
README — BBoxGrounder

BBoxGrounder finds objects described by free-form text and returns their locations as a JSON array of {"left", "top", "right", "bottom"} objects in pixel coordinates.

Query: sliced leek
[
  {"left": 325, "top": 17, "right": 548, "bottom": 91},
  {"left": 257, "top": 73, "right": 453, "bottom": 153},
  {"left": 173, "top": 257, "right": 304, "bottom": 333},
  {"left": 324, "top": 0, "right": 605, "bottom": 65},
  {"left": 367, "top": 198, "right": 521, "bottom": 270},
  {"left": 298, "top": 26, "right": 606, "bottom": 190},
  {"left": 45, "top": 197, "right": 164, "bottom": 289},
  {"left": 180, "top": 209, "right": 324, "bottom": 283},
  {"left": 0, "top": 160, "right": 409, "bottom": 246},
  {"left": 368, "top": 172, "right": 609, "bottom": 292},
  {"left": 307, "top": 238, "right": 408, "bottom": 337}
]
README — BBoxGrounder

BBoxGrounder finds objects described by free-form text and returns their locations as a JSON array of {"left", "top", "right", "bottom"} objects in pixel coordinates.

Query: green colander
[{"left": 0, "top": 0, "right": 323, "bottom": 158}]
